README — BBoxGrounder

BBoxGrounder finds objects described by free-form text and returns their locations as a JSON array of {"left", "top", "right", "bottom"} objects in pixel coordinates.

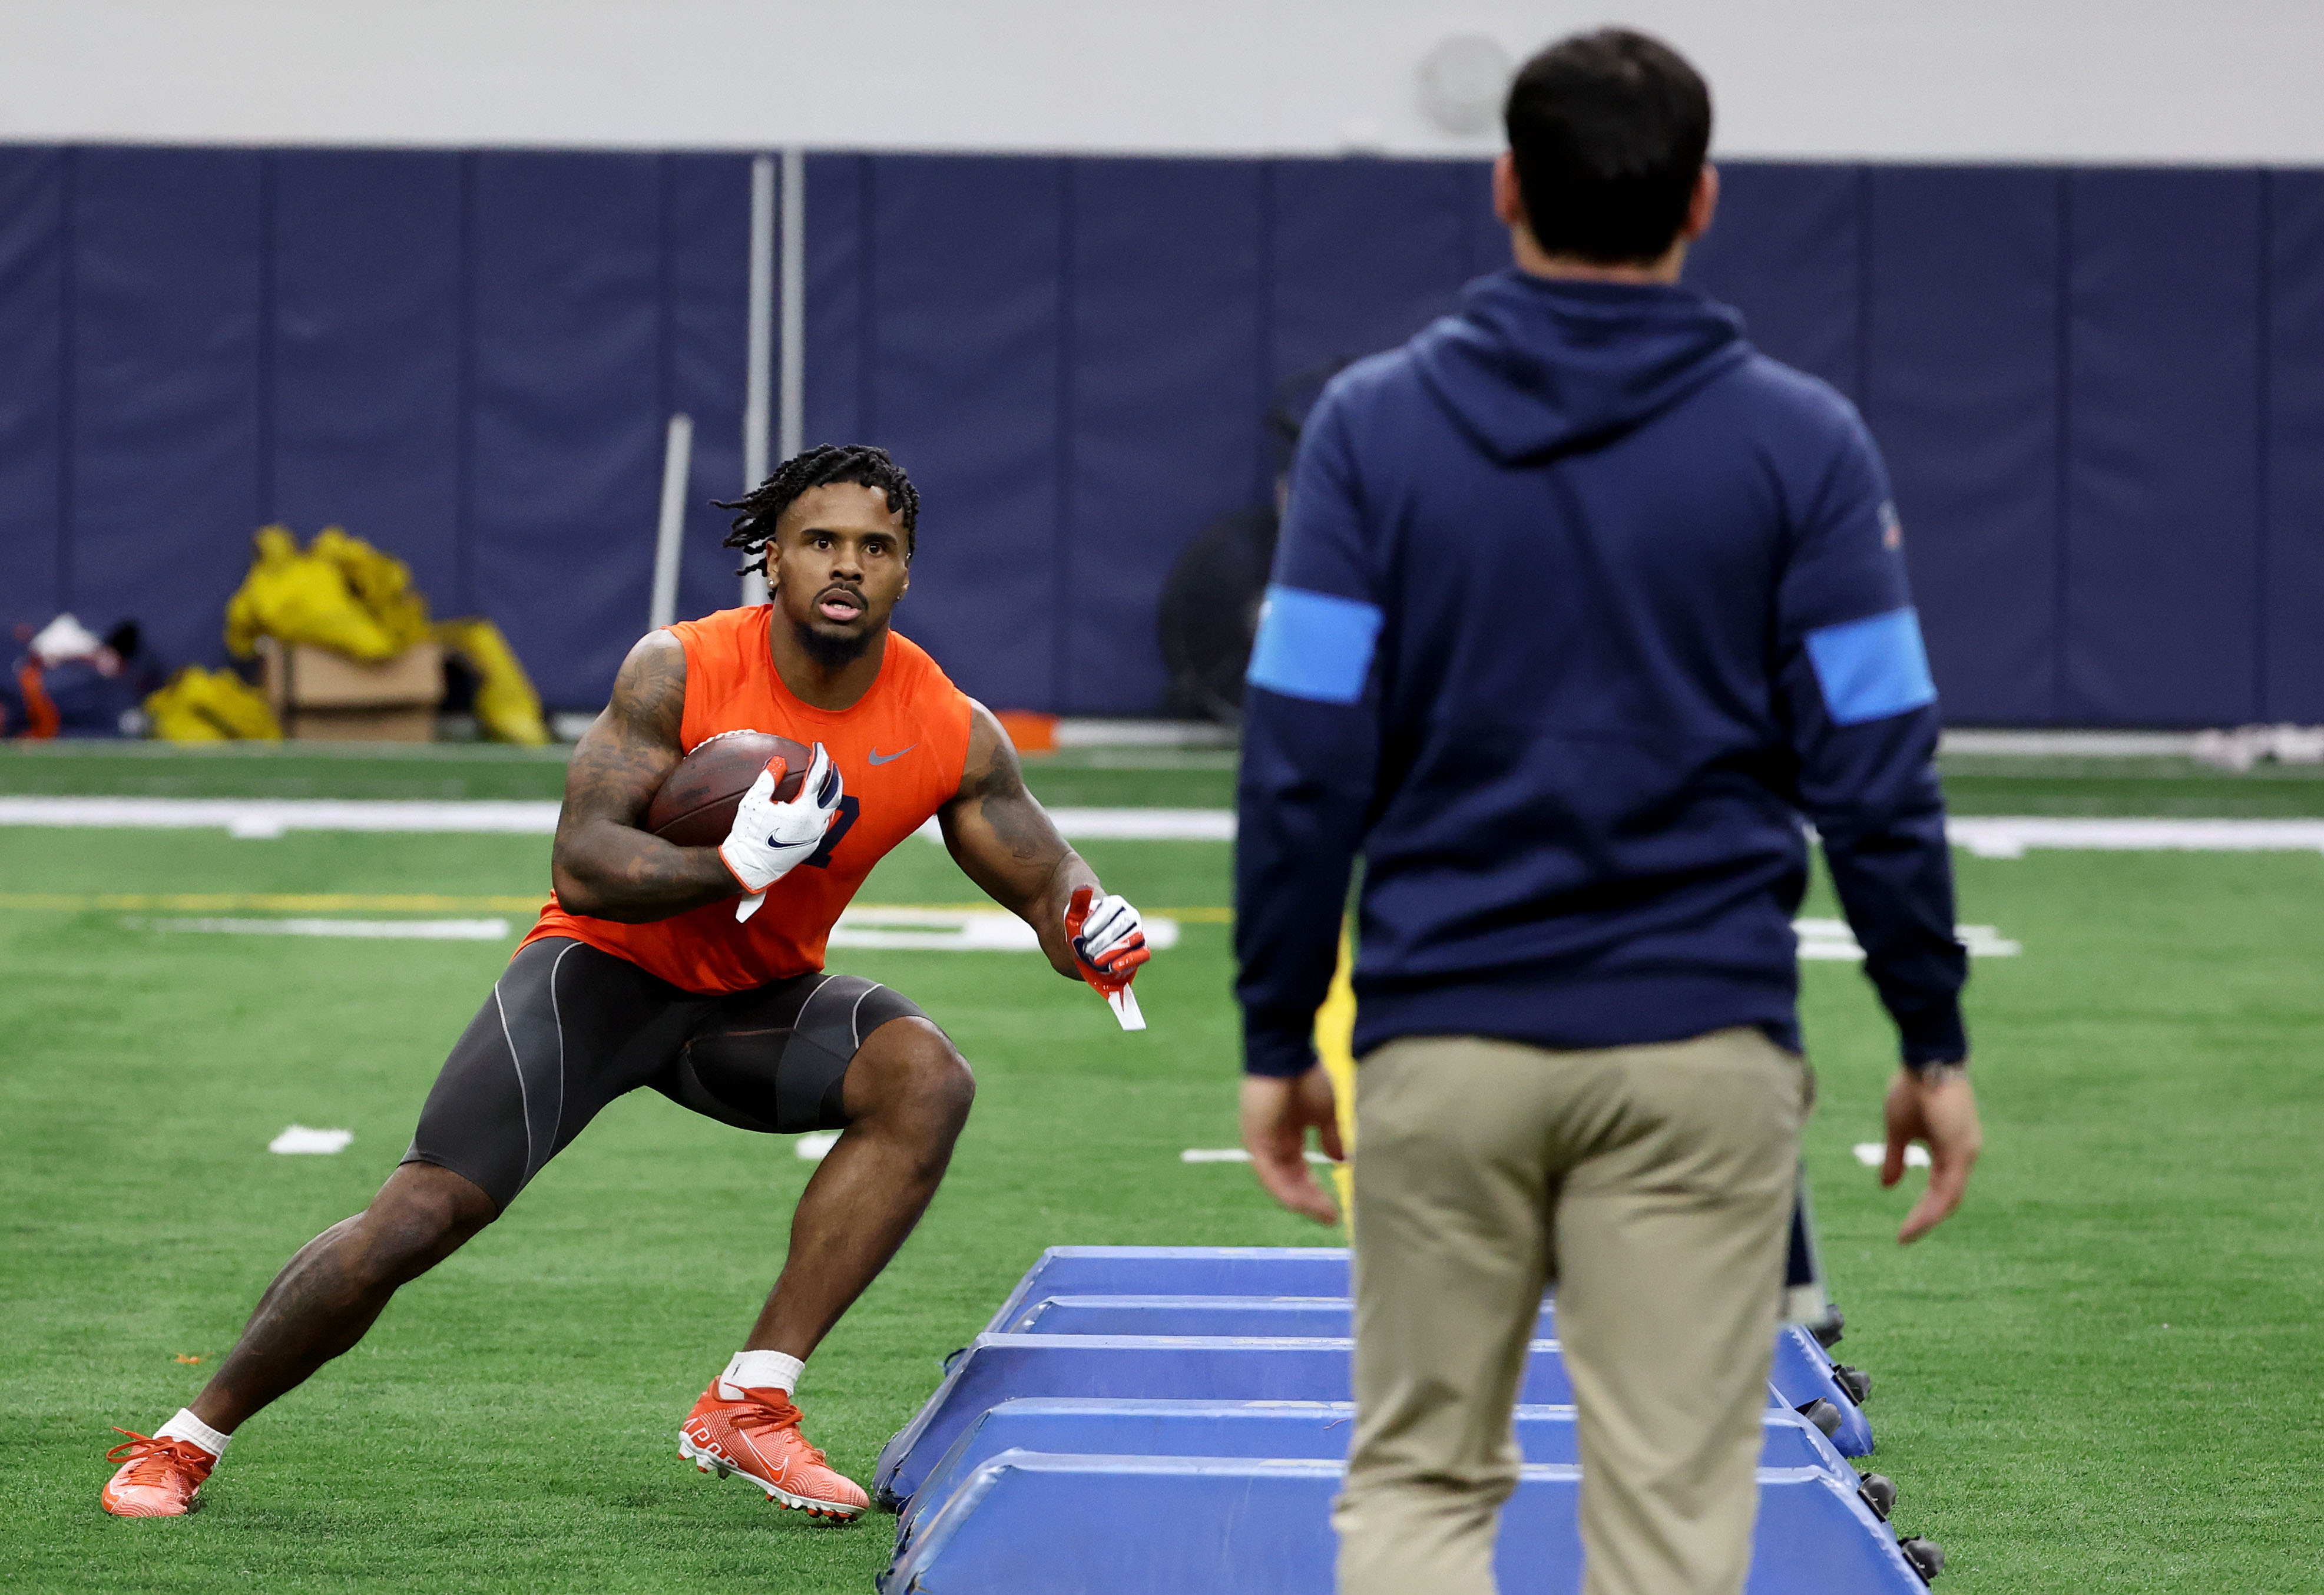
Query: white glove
[
  {"left": 1072, "top": 892, "right": 1147, "bottom": 972},
  {"left": 719, "top": 743, "right": 843, "bottom": 922},
  {"left": 1067, "top": 886, "right": 1151, "bottom": 1031}
]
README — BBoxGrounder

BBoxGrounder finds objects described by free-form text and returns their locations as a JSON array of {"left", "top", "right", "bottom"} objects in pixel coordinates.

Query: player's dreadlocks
[{"left": 717, "top": 444, "right": 921, "bottom": 574}]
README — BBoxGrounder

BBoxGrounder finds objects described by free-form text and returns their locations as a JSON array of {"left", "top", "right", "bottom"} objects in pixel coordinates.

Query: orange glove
[{"left": 1066, "top": 884, "right": 1150, "bottom": 1030}]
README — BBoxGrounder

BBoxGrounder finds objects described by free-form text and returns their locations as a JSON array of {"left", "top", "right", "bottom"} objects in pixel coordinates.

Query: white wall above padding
[{"left": 0, "top": 0, "right": 2319, "bottom": 163}]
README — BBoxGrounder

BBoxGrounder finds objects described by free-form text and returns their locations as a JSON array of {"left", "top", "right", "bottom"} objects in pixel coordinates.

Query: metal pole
[
  {"left": 742, "top": 153, "right": 776, "bottom": 605},
  {"left": 649, "top": 413, "right": 695, "bottom": 632}
]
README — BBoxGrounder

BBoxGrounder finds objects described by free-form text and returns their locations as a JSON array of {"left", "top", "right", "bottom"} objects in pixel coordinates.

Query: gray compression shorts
[{"left": 402, "top": 936, "right": 928, "bottom": 1210}]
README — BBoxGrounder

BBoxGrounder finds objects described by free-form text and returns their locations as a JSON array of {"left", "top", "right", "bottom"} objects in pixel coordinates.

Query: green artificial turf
[
  {"left": 4, "top": 772, "right": 2323, "bottom": 1590},
  {"left": 0, "top": 742, "right": 1237, "bottom": 809},
  {"left": 0, "top": 741, "right": 580, "bottom": 802},
  {"left": 1938, "top": 756, "right": 2324, "bottom": 819},
  {"left": 15, "top": 734, "right": 2324, "bottom": 815}
]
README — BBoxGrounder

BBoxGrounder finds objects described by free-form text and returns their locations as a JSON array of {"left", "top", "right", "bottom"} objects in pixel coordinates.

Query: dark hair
[
  {"left": 1504, "top": 29, "right": 1711, "bottom": 265},
  {"left": 717, "top": 444, "right": 921, "bottom": 571}
]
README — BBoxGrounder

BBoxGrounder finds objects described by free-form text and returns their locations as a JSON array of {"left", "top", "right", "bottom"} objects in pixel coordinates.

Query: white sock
[
  {"left": 717, "top": 1349, "right": 805, "bottom": 1400},
  {"left": 155, "top": 1408, "right": 231, "bottom": 1460}
]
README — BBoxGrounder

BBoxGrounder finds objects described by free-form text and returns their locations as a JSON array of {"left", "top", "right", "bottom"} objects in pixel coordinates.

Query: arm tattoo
[
  {"left": 563, "top": 638, "right": 687, "bottom": 830},
  {"left": 548, "top": 634, "right": 735, "bottom": 921},
  {"left": 969, "top": 740, "right": 1061, "bottom": 866}
]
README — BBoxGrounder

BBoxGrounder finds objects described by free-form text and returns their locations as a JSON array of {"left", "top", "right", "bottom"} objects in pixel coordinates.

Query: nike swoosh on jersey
[{"left": 867, "top": 744, "right": 917, "bottom": 765}]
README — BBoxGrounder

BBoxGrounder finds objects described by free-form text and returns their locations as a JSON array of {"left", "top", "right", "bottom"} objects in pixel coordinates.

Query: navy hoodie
[{"left": 1233, "top": 269, "right": 1967, "bottom": 1078}]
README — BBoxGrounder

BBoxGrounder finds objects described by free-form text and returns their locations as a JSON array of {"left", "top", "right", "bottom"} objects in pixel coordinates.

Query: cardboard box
[
  {"left": 289, "top": 706, "right": 439, "bottom": 743},
  {"left": 263, "top": 639, "right": 443, "bottom": 710},
  {"left": 261, "top": 639, "right": 443, "bottom": 741}
]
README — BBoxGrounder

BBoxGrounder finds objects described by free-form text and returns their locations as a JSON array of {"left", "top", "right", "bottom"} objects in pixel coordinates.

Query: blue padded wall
[
  {"left": 664, "top": 153, "right": 755, "bottom": 630},
  {"left": 802, "top": 154, "right": 870, "bottom": 451},
  {"left": 2266, "top": 171, "right": 2324, "bottom": 722},
  {"left": 0, "top": 148, "right": 64, "bottom": 636},
  {"left": 1863, "top": 167, "right": 2064, "bottom": 725},
  {"left": 0, "top": 147, "right": 787, "bottom": 709},
  {"left": 0, "top": 145, "right": 2318, "bottom": 723},
  {"left": 1687, "top": 163, "right": 1865, "bottom": 402},
  {"left": 1065, "top": 160, "right": 1267, "bottom": 715},
  {"left": 1270, "top": 160, "right": 1480, "bottom": 401},
  {"left": 271, "top": 151, "right": 465, "bottom": 611},
  {"left": 69, "top": 148, "right": 265, "bottom": 679},
  {"left": 468, "top": 152, "right": 668, "bottom": 710},
  {"left": 862, "top": 157, "right": 1066, "bottom": 713},
  {"left": 2064, "top": 170, "right": 2265, "bottom": 726}
]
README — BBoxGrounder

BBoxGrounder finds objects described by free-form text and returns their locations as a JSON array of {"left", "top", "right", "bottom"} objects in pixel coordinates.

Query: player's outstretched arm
[
  {"left": 549, "top": 633, "right": 739, "bottom": 922},
  {"left": 938, "top": 700, "right": 1118, "bottom": 981}
]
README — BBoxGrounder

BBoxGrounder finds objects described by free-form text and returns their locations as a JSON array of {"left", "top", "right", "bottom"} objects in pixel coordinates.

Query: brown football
[{"left": 645, "top": 731, "right": 810, "bottom": 847}]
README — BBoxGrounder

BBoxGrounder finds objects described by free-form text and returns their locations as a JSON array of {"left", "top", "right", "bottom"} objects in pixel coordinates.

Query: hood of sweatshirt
[{"left": 1411, "top": 269, "right": 1751, "bottom": 464}]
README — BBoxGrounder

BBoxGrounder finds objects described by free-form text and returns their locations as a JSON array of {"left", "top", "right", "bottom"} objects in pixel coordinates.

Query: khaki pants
[{"left": 1334, "top": 1028, "right": 1808, "bottom": 1595}]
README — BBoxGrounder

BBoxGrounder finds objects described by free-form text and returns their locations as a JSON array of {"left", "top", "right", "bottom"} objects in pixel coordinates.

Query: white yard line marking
[
  {"left": 1182, "top": 1148, "right": 1335, "bottom": 1164},
  {"left": 1794, "top": 919, "right": 2020, "bottom": 960},
  {"left": 1947, "top": 816, "right": 2324, "bottom": 858},
  {"left": 0, "top": 796, "right": 1234, "bottom": 842},
  {"left": 1939, "top": 729, "right": 2202, "bottom": 757},
  {"left": 1853, "top": 1143, "right": 1931, "bottom": 1169},
  {"left": 132, "top": 916, "right": 512, "bottom": 940},
  {"left": 269, "top": 1125, "right": 353, "bottom": 1155},
  {"left": 915, "top": 808, "right": 1235, "bottom": 843},
  {"left": 1047, "top": 808, "right": 1236, "bottom": 840},
  {"left": 0, "top": 797, "right": 561, "bottom": 833},
  {"left": 829, "top": 907, "right": 1180, "bottom": 953},
  {"left": 795, "top": 1131, "right": 840, "bottom": 1162},
  {"left": 8, "top": 797, "right": 2322, "bottom": 856}
]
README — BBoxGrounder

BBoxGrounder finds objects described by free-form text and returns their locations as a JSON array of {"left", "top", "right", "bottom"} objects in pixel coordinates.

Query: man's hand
[
  {"left": 720, "top": 744, "right": 843, "bottom": 922},
  {"left": 1066, "top": 886, "right": 1150, "bottom": 1028},
  {"left": 1240, "top": 1064, "right": 1344, "bottom": 1226},
  {"left": 1068, "top": 889, "right": 1148, "bottom": 977},
  {"left": 1882, "top": 1065, "right": 1982, "bottom": 1244},
  {"left": 1066, "top": 886, "right": 1150, "bottom": 1027}
]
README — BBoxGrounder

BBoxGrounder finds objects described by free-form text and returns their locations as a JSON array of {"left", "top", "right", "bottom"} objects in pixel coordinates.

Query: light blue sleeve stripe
[
  {"left": 1245, "top": 584, "right": 1383, "bottom": 706},
  {"left": 1805, "top": 606, "right": 1937, "bottom": 726}
]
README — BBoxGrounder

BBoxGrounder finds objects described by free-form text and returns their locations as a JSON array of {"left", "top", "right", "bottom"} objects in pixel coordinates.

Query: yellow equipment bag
[
  {"left": 435, "top": 618, "right": 551, "bottom": 746},
  {"left": 145, "top": 666, "right": 283, "bottom": 742},
  {"left": 216, "top": 523, "right": 548, "bottom": 744},
  {"left": 223, "top": 525, "right": 403, "bottom": 661},
  {"left": 310, "top": 526, "right": 432, "bottom": 653}
]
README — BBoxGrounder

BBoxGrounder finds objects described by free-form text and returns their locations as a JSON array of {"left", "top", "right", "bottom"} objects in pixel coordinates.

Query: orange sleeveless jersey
[{"left": 523, "top": 605, "right": 974, "bottom": 994}]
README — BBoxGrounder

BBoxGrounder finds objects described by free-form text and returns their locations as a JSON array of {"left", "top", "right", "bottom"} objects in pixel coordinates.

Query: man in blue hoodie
[{"left": 1233, "top": 29, "right": 1984, "bottom": 1595}]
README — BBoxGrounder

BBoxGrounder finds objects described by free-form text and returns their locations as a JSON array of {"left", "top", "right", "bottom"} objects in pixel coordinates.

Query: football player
[{"left": 102, "top": 446, "right": 1150, "bottom": 1520}]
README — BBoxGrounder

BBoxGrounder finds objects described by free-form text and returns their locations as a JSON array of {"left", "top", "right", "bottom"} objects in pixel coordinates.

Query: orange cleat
[
  {"left": 101, "top": 1429, "right": 216, "bottom": 1517},
  {"left": 678, "top": 1383, "right": 868, "bottom": 1520}
]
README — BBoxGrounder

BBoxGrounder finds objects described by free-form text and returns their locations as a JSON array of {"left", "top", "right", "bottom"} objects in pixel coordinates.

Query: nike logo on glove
[{"left": 868, "top": 745, "right": 916, "bottom": 765}]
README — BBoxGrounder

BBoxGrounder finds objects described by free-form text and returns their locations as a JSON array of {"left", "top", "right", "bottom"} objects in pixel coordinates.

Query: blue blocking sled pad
[
  {"left": 895, "top": 1398, "right": 1858, "bottom": 1560},
  {"left": 881, "top": 1455, "right": 1929, "bottom": 1595},
  {"left": 878, "top": 1333, "right": 1813, "bottom": 1507},
  {"left": 876, "top": 1248, "right": 1912, "bottom": 1593},
  {"left": 976, "top": 1245, "right": 1353, "bottom": 1328},
  {"left": 965, "top": 1246, "right": 1870, "bottom": 1455},
  {"left": 1000, "top": 1293, "right": 1871, "bottom": 1458}
]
